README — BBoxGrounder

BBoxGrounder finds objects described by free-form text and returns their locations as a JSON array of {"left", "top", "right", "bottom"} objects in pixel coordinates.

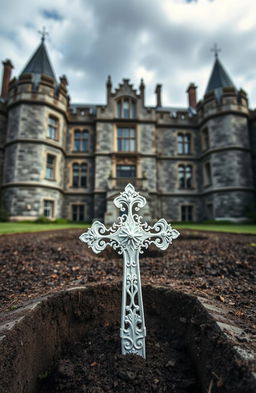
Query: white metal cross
[{"left": 79, "top": 184, "right": 180, "bottom": 358}]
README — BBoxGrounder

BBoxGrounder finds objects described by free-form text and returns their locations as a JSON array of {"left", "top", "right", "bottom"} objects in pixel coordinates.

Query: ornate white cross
[{"left": 79, "top": 184, "right": 180, "bottom": 358}]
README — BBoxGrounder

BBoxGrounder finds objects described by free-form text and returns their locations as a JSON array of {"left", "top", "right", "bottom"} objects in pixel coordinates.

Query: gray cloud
[{"left": 0, "top": 0, "right": 256, "bottom": 107}]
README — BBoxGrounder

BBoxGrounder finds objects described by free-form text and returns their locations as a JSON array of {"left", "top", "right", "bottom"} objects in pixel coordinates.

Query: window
[
  {"left": 48, "top": 116, "right": 58, "bottom": 140},
  {"left": 43, "top": 200, "right": 54, "bottom": 218},
  {"left": 178, "top": 133, "right": 191, "bottom": 154},
  {"left": 72, "top": 205, "right": 85, "bottom": 221},
  {"left": 116, "top": 165, "right": 136, "bottom": 178},
  {"left": 206, "top": 203, "right": 214, "bottom": 220},
  {"left": 202, "top": 127, "right": 209, "bottom": 151},
  {"left": 72, "top": 163, "right": 87, "bottom": 188},
  {"left": 117, "top": 98, "right": 136, "bottom": 118},
  {"left": 46, "top": 154, "right": 56, "bottom": 180},
  {"left": 117, "top": 128, "right": 136, "bottom": 152},
  {"left": 178, "top": 165, "right": 192, "bottom": 189},
  {"left": 74, "top": 130, "right": 89, "bottom": 152},
  {"left": 181, "top": 205, "right": 193, "bottom": 222},
  {"left": 204, "top": 162, "right": 212, "bottom": 186}
]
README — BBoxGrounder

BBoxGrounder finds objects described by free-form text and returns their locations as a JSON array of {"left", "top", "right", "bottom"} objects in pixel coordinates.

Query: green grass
[
  {"left": 0, "top": 222, "right": 255, "bottom": 235},
  {"left": 174, "top": 223, "right": 256, "bottom": 234},
  {"left": 0, "top": 222, "right": 89, "bottom": 234}
]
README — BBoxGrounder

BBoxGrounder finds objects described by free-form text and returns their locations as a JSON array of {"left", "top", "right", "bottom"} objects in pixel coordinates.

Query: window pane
[
  {"left": 181, "top": 206, "right": 186, "bottom": 221},
  {"left": 178, "top": 166, "right": 185, "bottom": 188},
  {"left": 188, "top": 206, "right": 193, "bottom": 221},
  {"left": 117, "top": 101, "right": 122, "bottom": 118},
  {"left": 73, "top": 164, "right": 79, "bottom": 187},
  {"left": 129, "top": 128, "right": 135, "bottom": 137},
  {"left": 72, "top": 205, "right": 77, "bottom": 221},
  {"left": 81, "top": 131, "right": 88, "bottom": 152},
  {"left": 185, "top": 166, "right": 192, "bottom": 188},
  {"left": 47, "top": 155, "right": 54, "bottom": 165},
  {"left": 44, "top": 200, "right": 53, "bottom": 218},
  {"left": 117, "top": 165, "right": 136, "bottom": 178},
  {"left": 178, "top": 135, "right": 184, "bottom": 154},
  {"left": 74, "top": 131, "right": 81, "bottom": 151},
  {"left": 46, "top": 167, "right": 53, "bottom": 179},
  {"left": 184, "top": 135, "right": 191, "bottom": 154},
  {"left": 79, "top": 205, "right": 84, "bottom": 221},
  {"left": 131, "top": 101, "right": 136, "bottom": 118},
  {"left": 81, "top": 164, "right": 87, "bottom": 187},
  {"left": 123, "top": 100, "right": 129, "bottom": 118},
  {"left": 130, "top": 139, "right": 136, "bottom": 151}
]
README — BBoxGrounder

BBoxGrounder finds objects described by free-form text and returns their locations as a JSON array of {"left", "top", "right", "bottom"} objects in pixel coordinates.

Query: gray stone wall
[
  {"left": 211, "top": 150, "right": 253, "bottom": 188},
  {"left": 160, "top": 195, "right": 202, "bottom": 221},
  {"left": 2, "top": 186, "right": 64, "bottom": 219},
  {"left": 204, "top": 114, "right": 250, "bottom": 150},
  {"left": 212, "top": 191, "right": 255, "bottom": 220}
]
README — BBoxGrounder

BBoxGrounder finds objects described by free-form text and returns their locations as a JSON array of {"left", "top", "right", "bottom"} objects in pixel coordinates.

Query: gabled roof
[
  {"left": 20, "top": 39, "right": 56, "bottom": 82},
  {"left": 205, "top": 57, "right": 235, "bottom": 95}
]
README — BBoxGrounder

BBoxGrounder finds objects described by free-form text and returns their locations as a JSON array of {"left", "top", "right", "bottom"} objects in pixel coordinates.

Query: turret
[
  {"left": 2, "top": 36, "right": 68, "bottom": 220},
  {"left": 199, "top": 49, "right": 254, "bottom": 222}
]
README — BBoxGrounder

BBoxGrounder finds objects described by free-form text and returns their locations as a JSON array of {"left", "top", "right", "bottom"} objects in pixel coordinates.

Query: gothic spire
[
  {"left": 205, "top": 50, "right": 235, "bottom": 95},
  {"left": 20, "top": 36, "right": 56, "bottom": 83}
]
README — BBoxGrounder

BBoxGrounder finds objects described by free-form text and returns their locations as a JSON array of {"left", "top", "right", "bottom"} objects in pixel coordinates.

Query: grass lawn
[
  {"left": 0, "top": 221, "right": 255, "bottom": 235},
  {"left": 175, "top": 223, "right": 256, "bottom": 235},
  {"left": 0, "top": 222, "right": 89, "bottom": 234}
]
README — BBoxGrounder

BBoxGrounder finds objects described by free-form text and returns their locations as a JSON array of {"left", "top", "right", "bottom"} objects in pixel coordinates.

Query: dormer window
[{"left": 117, "top": 98, "right": 136, "bottom": 119}]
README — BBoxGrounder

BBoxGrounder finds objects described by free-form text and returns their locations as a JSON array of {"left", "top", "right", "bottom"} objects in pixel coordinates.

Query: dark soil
[
  {"left": 38, "top": 321, "right": 201, "bottom": 393},
  {"left": 0, "top": 228, "right": 255, "bottom": 392}
]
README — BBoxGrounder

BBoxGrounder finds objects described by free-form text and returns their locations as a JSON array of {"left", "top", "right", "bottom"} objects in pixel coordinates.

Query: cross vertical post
[{"left": 79, "top": 184, "right": 179, "bottom": 358}]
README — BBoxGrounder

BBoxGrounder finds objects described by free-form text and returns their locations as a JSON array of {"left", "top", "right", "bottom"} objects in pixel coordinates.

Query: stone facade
[{"left": 0, "top": 44, "right": 255, "bottom": 223}]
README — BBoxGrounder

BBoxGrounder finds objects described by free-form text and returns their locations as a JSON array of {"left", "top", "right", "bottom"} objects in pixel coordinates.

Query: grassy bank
[
  {"left": 0, "top": 222, "right": 255, "bottom": 235},
  {"left": 175, "top": 223, "right": 256, "bottom": 234},
  {"left": 0, "top": 222, "right": 89, "bottom": 234}
]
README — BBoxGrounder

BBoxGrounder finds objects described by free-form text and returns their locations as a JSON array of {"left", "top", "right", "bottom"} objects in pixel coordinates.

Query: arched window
[
  {"left": 74, "top": 130, "right": 89, "bottom": 152},
  {"left": 178, "top": 165, "right": 192, "bottom": 189},
  {"left": 72, "top": 163, "right": 87, "bottom": 188},
  {"left": 116, "top": 98, "right": 136, "bottom": 119},
  {"left": 178, "top": 133, "right": 191, "bottom": 154}
]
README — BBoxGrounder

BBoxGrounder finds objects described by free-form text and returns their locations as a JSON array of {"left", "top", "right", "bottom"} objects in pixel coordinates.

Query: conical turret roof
[
  {"left": 205, "top": 56, "right": 235, "bottom": 95},
  {"left": 20, "top": 38, "right": 56, "bottom": 83}
]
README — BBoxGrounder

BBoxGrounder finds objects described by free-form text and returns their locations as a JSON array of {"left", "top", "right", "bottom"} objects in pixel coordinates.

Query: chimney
[
  {"left": 139, "top": 78, "right": 145, "bottom": 105},
  {"left": 155, "top": 84, "right": 162, "bottom": 107},
  {"left": 187, "top": 83, "right": 197, "bottom": 109},
  {"left": 106, "top": 75, "right": 112, "bottom": 103},
  {"left": 1, "top": 59, "right": 14, "bottom": 99}
]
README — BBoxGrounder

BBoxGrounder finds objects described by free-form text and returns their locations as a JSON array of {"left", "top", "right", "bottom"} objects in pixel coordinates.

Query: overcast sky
[{"left": 1, "top": 0, "right": 256, "bottom": 108}]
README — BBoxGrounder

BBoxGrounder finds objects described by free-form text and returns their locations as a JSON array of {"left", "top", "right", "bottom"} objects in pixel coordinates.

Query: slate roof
[
  {"left": 205, "top": 57, "right": 235, "bottom": 95},
  {"left": 20, "top": 39, "right": 56, "bottom": 83}
]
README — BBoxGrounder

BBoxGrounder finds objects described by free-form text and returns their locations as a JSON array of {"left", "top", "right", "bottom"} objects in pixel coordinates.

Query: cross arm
[{"left": 139, "top": 218, "right": 180, "bottom": 252}]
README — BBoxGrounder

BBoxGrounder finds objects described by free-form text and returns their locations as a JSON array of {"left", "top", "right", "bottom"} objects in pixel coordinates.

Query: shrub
[
  {"left": 53, "top": 218, "right": 70, "bottom": 224},
  {"left": 35, "top": 216, "right": 52, "bottom": 224}
]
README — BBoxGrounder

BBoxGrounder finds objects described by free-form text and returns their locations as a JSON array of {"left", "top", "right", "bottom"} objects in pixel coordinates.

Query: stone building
[{"left": 0, "top": 38, "right": 255, "bottom": 223}]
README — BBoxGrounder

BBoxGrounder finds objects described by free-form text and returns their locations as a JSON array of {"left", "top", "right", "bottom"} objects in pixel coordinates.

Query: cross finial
[
  {"left": 211, "top": 43, "right": 221, "bottom": 58},
  {"left": 38, "top": 26, "right": 49, "bottom": 43}
]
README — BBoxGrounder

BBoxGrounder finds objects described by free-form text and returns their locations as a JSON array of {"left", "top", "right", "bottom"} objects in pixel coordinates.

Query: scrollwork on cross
[{"left": 80, "top": 183, "right": 180, "bottom": 358}]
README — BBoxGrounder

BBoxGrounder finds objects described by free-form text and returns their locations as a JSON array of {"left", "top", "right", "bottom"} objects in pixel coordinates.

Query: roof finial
[
  {"left": 38, "top": 26, "right": 49, "bottom": 43},
  {"left": 211, "top": 43, "right": 221, "bottom": 59}
]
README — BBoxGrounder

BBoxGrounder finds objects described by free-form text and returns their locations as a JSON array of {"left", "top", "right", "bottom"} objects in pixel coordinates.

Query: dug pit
[{"left": 0, "top": 284, "right": 255, "bottom": 393}]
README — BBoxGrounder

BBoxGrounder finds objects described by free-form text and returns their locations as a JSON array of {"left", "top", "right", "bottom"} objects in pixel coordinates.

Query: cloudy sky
[{"left": 1, "top": 0, "right": 256, "bottom": 108}]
